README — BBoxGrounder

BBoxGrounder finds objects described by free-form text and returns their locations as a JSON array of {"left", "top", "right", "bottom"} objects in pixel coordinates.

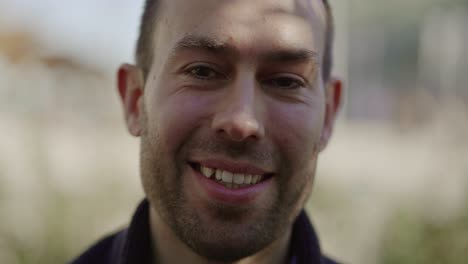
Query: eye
[
  {"left": 263, "top": 76, "right": 306, "bottom": 90},
  {"left": 185, "top": 65, "right": 222, "bottom": 80}
]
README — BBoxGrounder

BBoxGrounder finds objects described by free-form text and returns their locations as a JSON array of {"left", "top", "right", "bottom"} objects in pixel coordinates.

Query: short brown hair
[{"left": 136, "top": 0, "right": 334, "bottom": 82}]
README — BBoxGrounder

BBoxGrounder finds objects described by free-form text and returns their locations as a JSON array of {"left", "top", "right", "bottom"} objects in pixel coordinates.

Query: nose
[{"left": 211, "top": 78, "right": 265, "bottom": 142}]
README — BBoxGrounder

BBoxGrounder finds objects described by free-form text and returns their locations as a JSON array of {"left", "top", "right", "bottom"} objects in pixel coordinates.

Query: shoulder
[
  {"left": 70, "top": 229, "right": 127, "bottom": 264},
  {"left": 70, "top": 200, "right": 152, "bottom": 264}
]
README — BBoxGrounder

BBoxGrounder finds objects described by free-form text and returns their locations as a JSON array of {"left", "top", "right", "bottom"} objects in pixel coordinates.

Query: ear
[
  {"left": 319, "top": 78, "right": 343, "bottom": 152},
  {"left": 117, "top": 64, "right": 144, "bottom": 137}
]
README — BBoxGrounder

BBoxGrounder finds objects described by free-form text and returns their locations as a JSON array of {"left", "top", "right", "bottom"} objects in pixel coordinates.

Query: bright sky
[{"left": 0, "top": 0, "right": 144, "bottom": 70}]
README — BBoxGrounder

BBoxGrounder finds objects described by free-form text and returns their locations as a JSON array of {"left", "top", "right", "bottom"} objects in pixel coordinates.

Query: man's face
[{"left": 122, "top": 0, "right": 339, "bottom": 261}]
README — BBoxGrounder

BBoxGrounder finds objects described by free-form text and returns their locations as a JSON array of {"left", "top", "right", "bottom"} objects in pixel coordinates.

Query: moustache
[{"left": 182, "top": 136, "right": 277, "bottom": 166}]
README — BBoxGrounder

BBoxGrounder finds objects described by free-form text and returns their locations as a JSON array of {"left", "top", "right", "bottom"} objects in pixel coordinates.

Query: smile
[{"left": 190, "top": 162, "right": 273, "bottom": 190}]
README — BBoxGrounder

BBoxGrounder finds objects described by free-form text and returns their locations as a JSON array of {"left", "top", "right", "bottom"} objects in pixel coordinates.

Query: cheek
[
  {"left": 148, "top": 90, "right": 214, "bottom": 153},
  {"left": 266, "top": 101, "right": 325, "bottom": 162},
  {"left": 268, "top": 103, "right": 323, "bottom": 216}
]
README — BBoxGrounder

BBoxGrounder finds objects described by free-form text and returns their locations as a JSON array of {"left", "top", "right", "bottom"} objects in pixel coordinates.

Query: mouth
[{"left": 189, "top": 162, "right": 274, "bottom": 190}]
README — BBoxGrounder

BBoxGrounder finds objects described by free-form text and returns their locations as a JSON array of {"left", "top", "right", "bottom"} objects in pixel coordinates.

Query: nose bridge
[
  {"left": 229, "top": 74, "right": 256, "bottom": 114},
  {"left": 211, "top": 72, "right": 264, "bottom": 141}
]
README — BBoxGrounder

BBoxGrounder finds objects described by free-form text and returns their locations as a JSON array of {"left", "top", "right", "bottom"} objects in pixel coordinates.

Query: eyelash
[
  {"left": 184, "top": 65, "right": 225, "bottom": 80},
  {"left": 183, "top": 65, "right": 306, "bottom": 90},
  {"left": 262, "top": 75, "right": 306, "bottom": 90}
]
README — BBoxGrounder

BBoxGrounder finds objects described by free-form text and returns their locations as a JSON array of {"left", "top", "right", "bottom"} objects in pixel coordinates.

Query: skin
[{"left": 117, "top": 0, "right": 342, "bottom": 263}]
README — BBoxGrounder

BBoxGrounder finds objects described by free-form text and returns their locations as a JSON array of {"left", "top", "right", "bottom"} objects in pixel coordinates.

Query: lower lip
[{"left": 189, "top": 165, "right": 272, "bottom": 205}]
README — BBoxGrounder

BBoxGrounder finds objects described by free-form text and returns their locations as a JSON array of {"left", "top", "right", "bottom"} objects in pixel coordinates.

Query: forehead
[{"left": 153, "top": 0, "right": 327, "bottom": 61}]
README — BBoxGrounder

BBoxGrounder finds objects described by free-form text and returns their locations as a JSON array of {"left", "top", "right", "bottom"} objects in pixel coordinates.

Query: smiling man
[{"left": 72, "top": 0, "right": 342, "bottom": 263}]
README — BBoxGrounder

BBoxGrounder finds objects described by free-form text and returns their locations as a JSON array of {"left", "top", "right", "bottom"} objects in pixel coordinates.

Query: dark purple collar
[
  {"left": 122, "top": 200, "right": 333, "bottom": 264},
  {"left": 72, "top": 199, "right": 339, "bottom": 264}
]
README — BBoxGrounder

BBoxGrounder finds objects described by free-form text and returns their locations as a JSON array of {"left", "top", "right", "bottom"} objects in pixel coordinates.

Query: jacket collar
[{"left": 117, "top": 200, "right": 325, "bottom": 264}]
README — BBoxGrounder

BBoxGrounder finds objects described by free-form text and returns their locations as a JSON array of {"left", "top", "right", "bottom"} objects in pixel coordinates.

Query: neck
[{"left": 149, "top": 207, "right": 292, "bottom": 264}]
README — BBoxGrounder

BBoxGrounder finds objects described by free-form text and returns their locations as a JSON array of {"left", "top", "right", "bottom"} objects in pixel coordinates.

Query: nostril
[
  {"left": 224, "top": 127, "right": 247, "bottom": 142},
  {"left": 214, "top": 119, "right": 263, "bottom": 142}
]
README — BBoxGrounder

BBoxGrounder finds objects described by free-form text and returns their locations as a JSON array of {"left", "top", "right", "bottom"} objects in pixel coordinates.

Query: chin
[{"left": 185, "top": 224, "right": 274, "bottom": 262}]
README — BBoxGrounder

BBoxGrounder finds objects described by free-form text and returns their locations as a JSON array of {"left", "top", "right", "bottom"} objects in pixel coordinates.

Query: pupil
[
  {"left": 197, "top": 67, "right": 210, "bottom": 77},
  {"left": 277, "top": 78, "right": 291, "bottom": 86}
]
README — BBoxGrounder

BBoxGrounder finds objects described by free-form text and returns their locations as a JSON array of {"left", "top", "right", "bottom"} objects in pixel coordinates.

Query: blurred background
[{"left": 0, "top": 0, "right": 467, "bottom": 263}]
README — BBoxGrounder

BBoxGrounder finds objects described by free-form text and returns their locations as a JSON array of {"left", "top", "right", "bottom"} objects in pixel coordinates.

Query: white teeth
[
  {"left": 252, "top": 175, "right": 260, "bottom": 184},
  {"left": 215, "top": 170, "right": 222, "bottom": 180},
  {"left": 233, "top": 174, "right": 245, "bottom": 184},
  {"left": 221, "top": 171, "right": 233, "bottom": 183},
  {"left": 198, "top": 165, "right": 265, "bottom": 188},
  {"left": 200, "top": 166, "right": 214, "bottom": 178},
  {"left": 244, "top": 175, "right": 252, "bottom": 184}
]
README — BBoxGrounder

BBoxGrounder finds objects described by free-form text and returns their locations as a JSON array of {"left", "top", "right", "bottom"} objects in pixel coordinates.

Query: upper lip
[{"left": 189, "top": 158, "right": 273, "bottom": 175}]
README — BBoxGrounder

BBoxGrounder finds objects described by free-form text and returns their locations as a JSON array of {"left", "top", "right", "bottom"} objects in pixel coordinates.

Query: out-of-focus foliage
[
  {"left": 0, "top": 0, "right": 467, "bottom": 263},
  {"left": 379, "top": 207, "right": 468, "bottom": 264}
]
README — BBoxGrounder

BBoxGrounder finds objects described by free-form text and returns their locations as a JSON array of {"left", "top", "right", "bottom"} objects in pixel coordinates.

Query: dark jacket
[{"left": 71, "top": 200, "right": 340, "bottom": 264}]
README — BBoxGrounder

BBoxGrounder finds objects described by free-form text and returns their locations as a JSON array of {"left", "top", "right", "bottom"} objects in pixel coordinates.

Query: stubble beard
[{"left": 139, "top": 123, "right": 316, "bottom": 262}]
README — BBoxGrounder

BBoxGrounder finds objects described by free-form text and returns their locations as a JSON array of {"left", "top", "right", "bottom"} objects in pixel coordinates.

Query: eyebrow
[
  {"left": 173, "top": 34, "right": 228, "bottom": 53},
  {"left": 261, "top": 49, "right": 319, "bottom": 65},
  {"left": 170, "top": 34, "right": 320, "bottom": 65}
]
